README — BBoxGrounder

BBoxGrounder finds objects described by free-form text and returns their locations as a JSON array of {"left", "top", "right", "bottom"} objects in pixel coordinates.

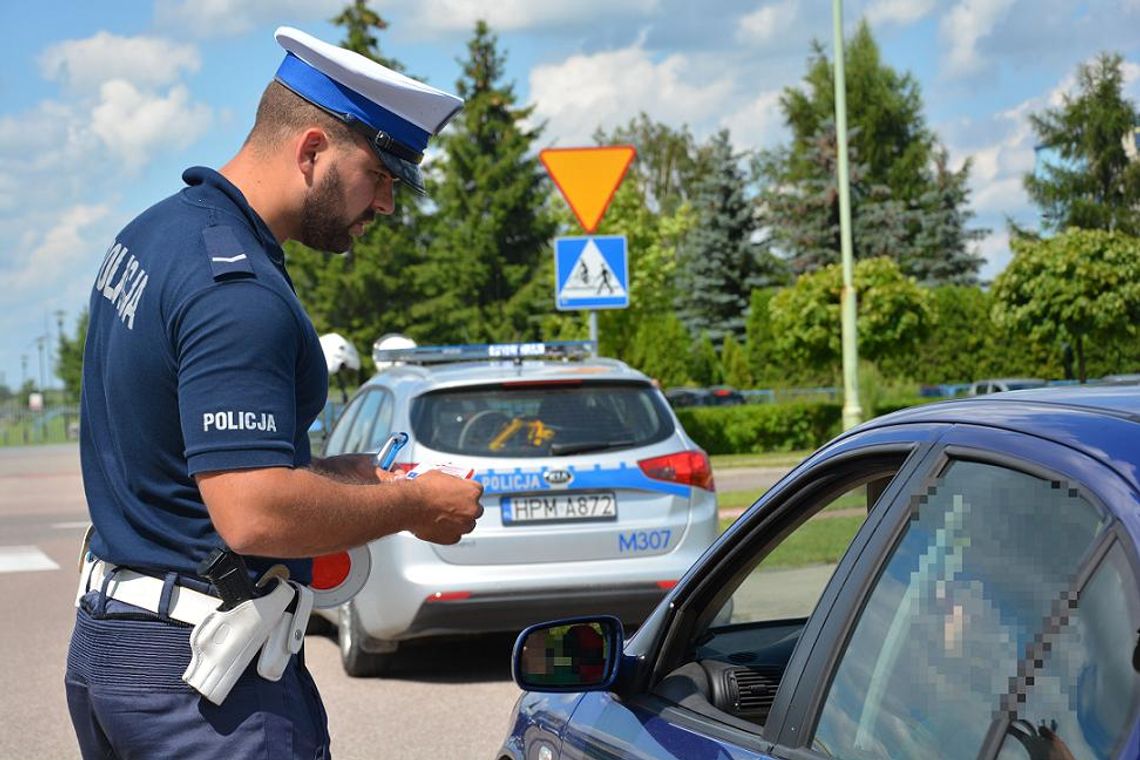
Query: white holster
[
  {"left": 257, "top": 583, "right": 314, "bottom": 681},
  {"left": 182, "top": 578, "right": 304, "bottom": 705}
]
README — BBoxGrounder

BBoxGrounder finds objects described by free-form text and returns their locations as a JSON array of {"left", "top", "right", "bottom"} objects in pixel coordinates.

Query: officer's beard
[{"left": 299, "top": 163, "right": 369, "bottom": 255}]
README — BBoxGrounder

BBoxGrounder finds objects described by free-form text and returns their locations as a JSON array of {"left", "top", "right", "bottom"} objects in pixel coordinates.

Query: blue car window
[
  {"left": 323, "top": 392, "right": 367, "bottom": 455},
  {"left": 410, "top": 382, "right": 673, "bottom": 458},
  {"left": 993, "top": 543, "right": 1139, "bottom": 760},
  {"left": 727, "top": 482, "right": 876, "bottom": 625},
  {"left": 340, "top": 390, "right": 387, "bottom": 454},
  {"left": 363, "top": 391, "right": 395, "bottom": 453},
  {"left": 812, "top": 460, "right": 1109, "bottom": 759}
]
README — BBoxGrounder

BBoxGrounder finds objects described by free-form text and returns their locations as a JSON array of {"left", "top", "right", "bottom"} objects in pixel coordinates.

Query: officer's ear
[{"left": 295, "top": 128, "right": 331, "bottom": 183}]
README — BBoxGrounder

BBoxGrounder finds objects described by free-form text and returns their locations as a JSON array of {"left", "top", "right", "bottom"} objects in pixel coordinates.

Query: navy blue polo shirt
[{"left": 80, "top": 167, "right": 328, "bottom": 584}]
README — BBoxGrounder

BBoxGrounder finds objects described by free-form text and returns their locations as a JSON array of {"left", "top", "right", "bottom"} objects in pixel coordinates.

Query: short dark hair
[{"left": 245, "top": 80, "right": 360, "bottom": 154}]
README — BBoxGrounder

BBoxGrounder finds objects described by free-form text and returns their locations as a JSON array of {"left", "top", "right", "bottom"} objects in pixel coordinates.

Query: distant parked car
[
  {"left": 968, "top": 377, "right": 1047, "bottom": 395},
  {"left": 663, "top": 387, "right": 710, "bottom": 408},
  {"left": 704, "top": 386, "right": 745, "bottom": 406},
  {"left": 1100, "top": 373, "right": 1140, "bottom": 385}
]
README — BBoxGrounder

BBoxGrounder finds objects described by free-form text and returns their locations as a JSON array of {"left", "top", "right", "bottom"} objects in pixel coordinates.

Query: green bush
[{"left": 676, "top": 402, "right": 842, "bottom": 455}]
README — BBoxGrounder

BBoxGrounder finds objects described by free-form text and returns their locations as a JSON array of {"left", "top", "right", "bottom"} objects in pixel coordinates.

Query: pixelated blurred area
[
  {"left": 520, "top": 622, "right": 609, "bottom": 687},
  {"left": 813, "top": 460, "right": 1135, "bottom": 758}
]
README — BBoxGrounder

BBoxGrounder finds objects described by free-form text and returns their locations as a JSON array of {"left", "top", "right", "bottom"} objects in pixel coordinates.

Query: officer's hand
[{"left": 406, "top": 470, "right": 484, "bottom": 545}]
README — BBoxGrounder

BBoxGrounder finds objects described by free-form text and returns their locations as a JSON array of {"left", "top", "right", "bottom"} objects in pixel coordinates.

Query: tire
[
  {"left": 337, "top": 601, "right": 398, "bottom": 678},
  {"left": 305, "top": 613, "right": 335, "bottom": 637}
]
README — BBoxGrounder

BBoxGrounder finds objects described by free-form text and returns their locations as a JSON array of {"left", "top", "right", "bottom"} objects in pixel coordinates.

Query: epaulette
[{"left": 202, "top": 226, "right": 256, "bottom": 280}]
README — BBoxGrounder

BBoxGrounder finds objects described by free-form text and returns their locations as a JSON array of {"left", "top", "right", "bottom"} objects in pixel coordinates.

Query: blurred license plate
[{"left": 501, "top": 492, "right": 617, "bottom": 524}]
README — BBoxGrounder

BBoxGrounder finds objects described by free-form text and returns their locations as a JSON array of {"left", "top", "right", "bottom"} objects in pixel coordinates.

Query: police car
[{"left": 317, "top": 340, "right": 719, "bottom": 676}]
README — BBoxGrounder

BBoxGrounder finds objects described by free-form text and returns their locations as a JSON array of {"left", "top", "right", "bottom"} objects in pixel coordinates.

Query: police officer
[{"left": 66, "top": 27, "right": 483, "bottom": 758}]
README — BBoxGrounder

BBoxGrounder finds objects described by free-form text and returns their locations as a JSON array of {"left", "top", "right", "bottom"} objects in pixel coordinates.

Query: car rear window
[{"left": 410, "top": 381, "right": 675, "bottom": 458}]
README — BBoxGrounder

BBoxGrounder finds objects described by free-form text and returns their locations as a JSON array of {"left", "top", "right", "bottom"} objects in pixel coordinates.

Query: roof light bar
[{"left": 372, "top": 340, "right": 596, "bottom": 366}]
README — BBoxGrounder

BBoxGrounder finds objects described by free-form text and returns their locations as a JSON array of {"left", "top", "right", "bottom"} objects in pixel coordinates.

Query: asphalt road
[{"left": 0, "top": 444, "right": 790, "bottom": 759}]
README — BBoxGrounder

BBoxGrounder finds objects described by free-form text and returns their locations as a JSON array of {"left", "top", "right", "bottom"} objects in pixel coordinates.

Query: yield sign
[{"left": 540, "top": 146, "right": 636, "bottom": 233}]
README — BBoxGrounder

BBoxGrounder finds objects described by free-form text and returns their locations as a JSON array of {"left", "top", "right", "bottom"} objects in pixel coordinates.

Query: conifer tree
[
  {"left": 760, "top": 22, "right": 983, "bottom": 283},
  {"left": 744, "top": 288, "right": 779, "bottom": 386},
  {"left": 1025, "top": 52, "right": 1140, "bottom": 235},
  {"left": 720, "top": 333, "right": 753, "bottom": 389},
  {"left": 626, "top": 312, "right": 692, "bottom": 388},
  {"left": 410, "top": 21, "right": 556, "bottom": 342},
  {"left": 676, "top": 130, "right": 785, "bottom": 342},
  {"left": 690, "top": 333, "right": 723, "bottom": 386}
]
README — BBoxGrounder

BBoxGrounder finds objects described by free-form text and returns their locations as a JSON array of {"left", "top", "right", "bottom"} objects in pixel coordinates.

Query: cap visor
[{"left": 377, "top": 150, "right": 426, "bottom": 196}]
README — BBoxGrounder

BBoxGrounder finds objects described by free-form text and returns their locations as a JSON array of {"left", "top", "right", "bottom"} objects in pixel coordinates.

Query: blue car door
[
  {"left": 560, "top": 692, "right": 776, "bottom": 759},
  {"left": 552, "top": 427, "right": 943, "bottom": 760}
]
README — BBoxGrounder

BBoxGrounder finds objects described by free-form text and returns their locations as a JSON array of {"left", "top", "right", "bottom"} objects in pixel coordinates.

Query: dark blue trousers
[{"left": 66, "top": 591, "right": 331, "bottom": 759}]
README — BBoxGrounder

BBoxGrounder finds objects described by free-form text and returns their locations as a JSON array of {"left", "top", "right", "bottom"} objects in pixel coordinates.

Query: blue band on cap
[{"left": 275, "top": 53, "right": 430, "bottom": 154}]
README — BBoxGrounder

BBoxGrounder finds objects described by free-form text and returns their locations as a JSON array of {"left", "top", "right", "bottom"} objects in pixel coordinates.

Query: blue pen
[{"left": 374, "top": 432, "right": 410, "bottom": 470}]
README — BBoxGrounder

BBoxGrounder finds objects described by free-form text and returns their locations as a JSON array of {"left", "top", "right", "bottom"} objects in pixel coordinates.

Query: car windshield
[{"left": 410, "top": 381, "right": 674, "bottom": 458}]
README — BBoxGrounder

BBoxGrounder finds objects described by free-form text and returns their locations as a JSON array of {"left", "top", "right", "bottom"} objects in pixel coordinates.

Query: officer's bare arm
[
  {"left": 195, "top": 466, "right": 483, "bottom": 557},
  {"left": 306, "top": 454, "right": 386, "bottom": 484}
]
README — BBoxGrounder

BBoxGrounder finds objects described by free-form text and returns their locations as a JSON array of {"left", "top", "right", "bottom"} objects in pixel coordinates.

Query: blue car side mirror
[{"left": 512, "top": 615, "right": 624, "bottom": 692}]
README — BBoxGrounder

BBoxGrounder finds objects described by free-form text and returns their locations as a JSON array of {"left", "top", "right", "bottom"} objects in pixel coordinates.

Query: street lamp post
[{"left": 833, "top": 0, "right": 862, "bottom": 430}]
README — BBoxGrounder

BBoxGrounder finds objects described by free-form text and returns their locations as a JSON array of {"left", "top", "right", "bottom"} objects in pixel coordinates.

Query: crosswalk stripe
[{"left": 0, "top": 546, "right": 60, "bottom": 573}]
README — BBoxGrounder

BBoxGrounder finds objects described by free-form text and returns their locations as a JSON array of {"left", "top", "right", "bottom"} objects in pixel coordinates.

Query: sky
[{"left": 1, "top": 0, "right": 1138, "bottom": 392}]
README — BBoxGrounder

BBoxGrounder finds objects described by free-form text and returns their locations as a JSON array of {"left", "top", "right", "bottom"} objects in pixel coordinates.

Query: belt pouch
[
  {"left": 182, "top": 579, "right": 295, "bottom": 705},
  {"left": 257, "top": 582, "right": 314, "bottom": 681}
]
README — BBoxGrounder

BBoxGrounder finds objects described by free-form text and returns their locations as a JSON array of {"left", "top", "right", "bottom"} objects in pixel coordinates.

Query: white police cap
[{"left": 273, "top": 26, "right": 463, "bottom": 195}]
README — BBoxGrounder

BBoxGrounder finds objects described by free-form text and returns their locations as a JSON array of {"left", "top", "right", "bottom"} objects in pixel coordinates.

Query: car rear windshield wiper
[{"left": 550, "top": 439, "right": 636, "bottom": 456}]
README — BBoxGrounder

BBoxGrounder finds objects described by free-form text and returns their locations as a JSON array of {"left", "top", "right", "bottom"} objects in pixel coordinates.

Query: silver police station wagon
[{"left": 315, "top": 340, "right": 719, "bottom": 676}]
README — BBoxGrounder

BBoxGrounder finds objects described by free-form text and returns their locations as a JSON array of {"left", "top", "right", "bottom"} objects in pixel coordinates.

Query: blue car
[{"left": 498, "top": 387, "right": 1140, "bottom": 760}]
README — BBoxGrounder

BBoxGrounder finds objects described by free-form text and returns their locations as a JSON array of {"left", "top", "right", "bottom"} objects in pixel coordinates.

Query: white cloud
[
  {"left": 720, "top": 89, "right": 786, "bottom": 152},
  {"left": 154, "top": 0, "right": 344, "bottom": 38},
  {"left": 0, "top": 28, "right": 217, "bottom": 388},
  {"left": 1123, "top": 60, "right": 1140, "bottom": 101},
  {"left": 977, "top": 227, "right": 1011, "bottom": 282},
  {"left": 404, "top": 0, "right": 659, "bottom": 35},
  {"left": 90, "top": 81, "right": 212, "bottom": 170},
  {"left": 5, "top": 205, "right": 114, "bottom": 291},
  {"left": 39, "top": 32, "right": 200, "bottom": 92},
  {"left": 940, "top": 0, "right": 1016, "bottom": 77},
  {"left": 973, "top": 175, "right": 1025, "bottom": 212},
  {"left": 737, "top": 0, "right": 799, "bottom": 44},
  {"left": 528, "top": 42, "right": 735, "bottom": 146},
  {"left": 865, "top": 0, "right": 937, "bottom": 26}
]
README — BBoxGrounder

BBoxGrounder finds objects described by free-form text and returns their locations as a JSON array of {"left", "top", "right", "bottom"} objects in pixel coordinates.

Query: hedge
[{"left": 675, "top": 402, "right": 843, "bottom": 455}]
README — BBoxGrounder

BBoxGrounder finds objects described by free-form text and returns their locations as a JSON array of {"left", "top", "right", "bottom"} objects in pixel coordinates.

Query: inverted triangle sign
[{"left": 540, "top": 146, "right": 636, "bottom": 233}]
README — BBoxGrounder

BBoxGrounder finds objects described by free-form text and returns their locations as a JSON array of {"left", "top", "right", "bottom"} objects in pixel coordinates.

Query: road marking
[
  {"left": 52, "top": 521, "right": 90, "bottom": 530},
  {"left": 0, "top": 546, "right": 60, "bottom": 573}
]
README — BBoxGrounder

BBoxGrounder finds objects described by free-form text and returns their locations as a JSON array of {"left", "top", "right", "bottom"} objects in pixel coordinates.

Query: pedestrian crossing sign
[{"left": 554, "top": 236, "right": 629, "bottom": 311}]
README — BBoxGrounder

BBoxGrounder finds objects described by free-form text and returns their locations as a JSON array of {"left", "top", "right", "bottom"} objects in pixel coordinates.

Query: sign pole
[
  {"left": 833, "top": 0, "right": 862, "bottom": 431},
  {"left": 588, "top": 311, "right": 598, "bottom": 357}
]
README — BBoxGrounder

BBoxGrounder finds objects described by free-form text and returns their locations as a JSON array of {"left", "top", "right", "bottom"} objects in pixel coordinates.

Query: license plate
[{"left": 501, "top": 492, "right": 618, "bottom": 525}]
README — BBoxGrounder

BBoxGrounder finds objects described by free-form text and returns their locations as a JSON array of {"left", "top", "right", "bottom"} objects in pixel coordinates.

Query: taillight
[{"left": 638, "top": 450, "right": 715, "bottom": 492}]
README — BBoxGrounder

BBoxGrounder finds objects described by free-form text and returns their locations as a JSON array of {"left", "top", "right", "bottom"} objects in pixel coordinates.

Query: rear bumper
[{"left": 405, "top": 582, "right": 667, "bottom": 637}]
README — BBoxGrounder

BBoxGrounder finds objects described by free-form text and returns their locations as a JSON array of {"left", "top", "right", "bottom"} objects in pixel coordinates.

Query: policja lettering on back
[
  {"left": 93, "top": 242, "right": 149, "bottom": 330},
  {"left": 66, "top": 23, "right": 484, "bottom": 760}
]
